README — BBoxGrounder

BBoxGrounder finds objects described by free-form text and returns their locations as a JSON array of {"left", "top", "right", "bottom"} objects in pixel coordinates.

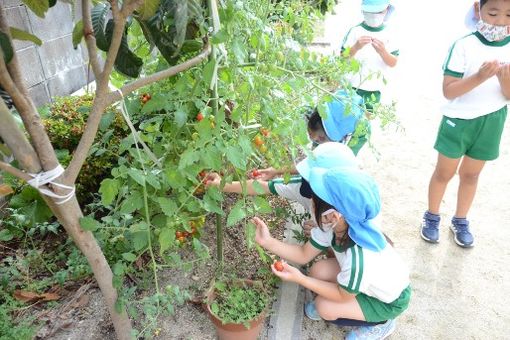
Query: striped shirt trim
[
  {"left": 341, "top": 24, "right": 360, "bottom": 49},
  {"left": 310, "top": 237, "right": 328, "bottom": 251},
  {"left": 268, "top": 176, "right": 303, "bottom": 195},
  {"left": 346, "top": 245, "right": 364, "bottom": 293},
  {"left": 443, "top": 69, "right": 463, "bottom": 78},
  {"left": 442, "top": 33, "right": 472, "bottom": 71}
]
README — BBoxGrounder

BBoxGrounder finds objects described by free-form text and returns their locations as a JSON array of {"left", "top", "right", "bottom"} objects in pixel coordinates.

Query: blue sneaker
[
  {"left": 304, "top": 301, "right": 322, "bottom": 321},
  {"left": 450, "top": 217, "right": 474, "bottom": 248},
  {"left": 420, "top": 211, "right": 440, "bottom": 243},
  {"left": 345, "top": 319, "right": 396, "bottom": 340}
]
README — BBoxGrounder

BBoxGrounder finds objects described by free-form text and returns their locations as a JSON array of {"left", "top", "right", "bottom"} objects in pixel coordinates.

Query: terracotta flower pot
[{"left": 204, "top": 279, "right": 268, "bottom": 340}]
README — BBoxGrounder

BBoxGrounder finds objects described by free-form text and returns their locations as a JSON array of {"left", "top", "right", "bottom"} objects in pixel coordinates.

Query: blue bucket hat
[
  {"left": 361, "top": 0, "right": 391, "bottom": 13},
  {"left": 296, "top": 142, "right": 358, "bottom": 180},
  {"left": 321, "top": 89, "right": 364, "bottom": 142},
  {"left": 308, "top": 167, "right": 387, "bottom": 252}
]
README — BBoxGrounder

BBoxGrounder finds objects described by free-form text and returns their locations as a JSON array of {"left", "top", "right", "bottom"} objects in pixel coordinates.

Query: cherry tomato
[
  {"left": 253, "top": 135, "right": 264, "bottom": 146},
  {"left": 258, "top": 145, "right": 268, "bottom": 154},
  {"left": 177, "top": 236, "right": 186, "bottom": 243},
  {"left": 252, "top": 169, "right": 260, "bottom": 177},
  {"left": 260, "top": 128, "right": 270, "bottom": 137},
  {"left": 197, "top": 112, "right": 204, "bottom": 121},
  {"left": 199, "top": 171, "right": 207, "bottom": 178},
  {"left": 274, "top": 261, "right": 284, "bottom": 272},
  {"left": 175, "top": 231, "right": 183, "bottom": 238}
]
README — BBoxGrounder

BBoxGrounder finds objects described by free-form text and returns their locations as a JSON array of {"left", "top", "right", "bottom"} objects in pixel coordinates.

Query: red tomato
[
  {"left": 252, "top": 169, "right": 260, "bottom": 177},
  {"left": 197, "top": 112, "right": 204, "bottom": 121},
  {"left": 274, "top": 261, "right": 284, "bottom": 272},
  {"left": 253, "top": 135, "right": 264, "bottom": 146}
]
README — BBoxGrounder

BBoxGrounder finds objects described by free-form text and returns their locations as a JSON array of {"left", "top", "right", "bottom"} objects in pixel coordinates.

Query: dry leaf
[
  {"left": 14, "top": 290, "right": 60, "bottom": 303},
  {"left": 14, "top": 290, "right": 40, "bottom": 302},
  {"left": 0, "top": 184, "right": 14, "bottom": 197}
]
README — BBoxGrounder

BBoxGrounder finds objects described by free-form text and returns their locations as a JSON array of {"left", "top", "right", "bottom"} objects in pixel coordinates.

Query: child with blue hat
[
  {"left": 252, "top": 155, "right": 411, "bottom": 339},
  {"left": 340, "top": 0, "right": 398, "bottom": 111},
  {"left": 306, "top": 88, "right": 369, "bottom": 156}
]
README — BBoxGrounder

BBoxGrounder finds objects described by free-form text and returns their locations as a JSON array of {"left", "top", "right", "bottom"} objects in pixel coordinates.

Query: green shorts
[
  {"left": 434, "top": 106, "right": 508, "bottom": 161},
  {"left": 356, "top": 285, "right": 411, "bottom": 322},
  {"left": 354, "top": 88, "right": 381, "bottom": 112}
]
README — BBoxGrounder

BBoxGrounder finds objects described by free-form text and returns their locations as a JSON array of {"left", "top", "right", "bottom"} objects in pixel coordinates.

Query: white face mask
[
  {"left": 321, "top": 209, "right": 341, "bottom": 231},
  {"left": 476, "top": 9, "right": 510, "bottom": 42},
  {"left": 363, "top": 11, "right": 386, "bottom": 28}
]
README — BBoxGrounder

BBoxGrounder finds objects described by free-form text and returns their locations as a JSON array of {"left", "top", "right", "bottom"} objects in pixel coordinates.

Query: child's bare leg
[
  {"left": 315, "top": 295, "right": 365, "bottom": 321},
  {"left": 455, "top": 156, "right": 486, "bottom": 218},
  {"left": 309, "top": 258, "right": 340, "bottom": 282},
  {"left": 428, "top": 154, "right": 461, "bottom": 214}
]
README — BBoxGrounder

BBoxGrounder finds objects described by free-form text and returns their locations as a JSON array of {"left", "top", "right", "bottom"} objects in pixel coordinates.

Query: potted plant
[{"left": 204, "top": 278, "right": 270, "bottom": 340}]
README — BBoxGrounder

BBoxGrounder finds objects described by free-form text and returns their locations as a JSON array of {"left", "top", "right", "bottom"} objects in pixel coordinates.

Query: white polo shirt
[
  {"left": 341, "top": 23, "right": 399, "bottom": 92},
  {"left": 310, "top": 226, "right": 409, "bottom": 303},
  {"left": 441, "top": 32, "right": 510, "bottom": 119}
]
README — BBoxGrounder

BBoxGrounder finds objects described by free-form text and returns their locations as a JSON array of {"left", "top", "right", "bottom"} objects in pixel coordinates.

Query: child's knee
[
  {"left": 433, "top": 168, "right": 455, "bottom": 182},
  {"left": 458, "top": 170, "right": 481, "bottom": 184},
  {"left": 309, "top": 261, "right": 325, "bottom": 279},
  {"left": 315, "top": 297, "right": 335, "bottom": 320}
]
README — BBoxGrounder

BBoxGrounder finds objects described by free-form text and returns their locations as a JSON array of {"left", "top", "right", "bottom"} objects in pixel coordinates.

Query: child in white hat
[
  {"left": 420, "top": 0, "right": 510, "bottom": 248},
  {"left": 340, "top": 0, "right": 398, "bottom": 111}
]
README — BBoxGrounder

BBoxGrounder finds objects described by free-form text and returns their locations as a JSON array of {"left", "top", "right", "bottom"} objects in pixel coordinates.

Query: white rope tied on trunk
[{"left": 27, "top": 165, "right": 75, "bottom": 205}]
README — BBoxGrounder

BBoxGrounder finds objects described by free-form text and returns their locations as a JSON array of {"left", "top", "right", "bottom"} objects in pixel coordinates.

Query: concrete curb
[{"left": 265, "top": 203, "right": 306, "bottom": 340}]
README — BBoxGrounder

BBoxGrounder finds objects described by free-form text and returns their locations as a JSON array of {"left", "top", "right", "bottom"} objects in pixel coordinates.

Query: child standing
[
  {"left": 340, "top": 0, "right": 398, "bottom": 111},
  {"left": 252, "top": 162, "right": 410, "bottom": 339},
  {"left": 420, "top": 0, "right": 510, "bottom": 248}
]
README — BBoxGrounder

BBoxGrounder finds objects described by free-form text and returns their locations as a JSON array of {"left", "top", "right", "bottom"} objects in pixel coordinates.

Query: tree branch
[
  {"left": 0, "top": 161, "right": 31, "bottom": 182},
  {"left": 121, "top": 0, "right": 145, "bottom": 17},
  {"left": 81, "top": 0, "right": 102, "bottom": 78},
  {"left": 111, "top": 42, "right": 212, "bottom": 101},
  {"left": 0, "top": 52, "right": 59, "bottom": 172},
  {"left": 0, "top": 100, "right": 41, "bottom": 172}
]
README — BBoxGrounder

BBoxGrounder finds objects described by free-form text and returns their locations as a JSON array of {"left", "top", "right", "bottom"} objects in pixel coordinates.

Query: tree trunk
[{"left": 48, "top": 197, "right": 133, "bottom": 340}]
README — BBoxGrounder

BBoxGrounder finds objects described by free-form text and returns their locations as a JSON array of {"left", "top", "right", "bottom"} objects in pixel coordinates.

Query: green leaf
[
  {"left": 202, "top": 192, "right": 224, "bottom": 215},
  {"left": 113, "top": 262, "right": 124, "bottom": 276},
  {"left": 127, "top": 168, "right": 146, "bottom": 186},
  {"left": 159, "top": 228, "right": 173, "bottom": 254},
  {"left": 227, "top": 200, "right": 246, "bottom": 227},
  {"left": 99, "top": 178, "right": 119, "bottom": 206},
  {"left": 202, "top": 59, "right": 216, "bottom": 89},
  {"left": 157, "top": 197, "right": 177, "bottom": 217},
  {"left": 137, "top": 0, "right": 160, "bottom": 20},
  {"left": 120, "top": 194, "right": 144, "bottom": 214},
  {"left": 211, "top": 29, "right": 228, "bottom": 44},
  {"left": 174, "top": 108, "right": 187, "bottom": 128},
  {"left": 91, "top": 3, "right": 110, "bottom": 51},
  {"left": 72, "top": 20, "right": 83, "bottom": 49},
  {"left": 245, "top": 221, "right": 255, "bottom": 250},
  {"left": 252, "top": 196, "right": 272, "bottom": 214},
  {"left": 0, "top": 229, "right": 14, "bottom": 242},
  {"left": 79, "top": 216, "right": 101, "bottom": 231},
  {"left": 132, "top": 232, "right": 148, "bottom": 251},
  {"left": 22, "top": 0, "right": 49, "bottom": 18},
  {"left": 10, "top": 27, "right": 42, "bottom": 46},
  {"left": 122, "top": 253, "right": 137, "bottom": 262},
  {"left": 252, "top": 181, "right": 266, "bottom": 195},
  {"left": 105, "top": 20, "right": 143, "bottom": 78},
  {"left": 226, "top": 146, "right": 246, "bottom": 170},
  {"left": 0, "top": 31, "right": 14, "bottom": 64}
]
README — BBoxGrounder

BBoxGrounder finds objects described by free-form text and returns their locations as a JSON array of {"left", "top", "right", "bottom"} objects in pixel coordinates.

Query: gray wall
[{"left": 2, "top": 1, "right": 94, "bottom": 108}]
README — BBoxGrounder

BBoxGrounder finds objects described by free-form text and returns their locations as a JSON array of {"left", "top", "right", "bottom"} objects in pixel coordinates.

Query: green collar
[
  {"left": 474, "top": 31, "right": 510, "bottom": 46},
  {"left": 360, "top": 22, "right": 385, "bottom": 32},
  {"left": 331, "top": 234, "right": 355, "bottom": 253}
]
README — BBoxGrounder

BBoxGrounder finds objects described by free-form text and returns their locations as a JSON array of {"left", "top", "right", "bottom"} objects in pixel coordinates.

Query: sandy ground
[{"left": 300, "top": 0, "right": 510, "bottom": 339}]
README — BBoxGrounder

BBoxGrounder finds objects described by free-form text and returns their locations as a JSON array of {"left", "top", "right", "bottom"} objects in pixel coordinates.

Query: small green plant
[{"left": 209, "top": 279, "right": 269, "bottom": 328}]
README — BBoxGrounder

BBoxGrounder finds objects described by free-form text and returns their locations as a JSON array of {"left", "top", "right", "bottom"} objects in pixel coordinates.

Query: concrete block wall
[{"left": 2, "top": 1, "right": 93, "bottom": 108}]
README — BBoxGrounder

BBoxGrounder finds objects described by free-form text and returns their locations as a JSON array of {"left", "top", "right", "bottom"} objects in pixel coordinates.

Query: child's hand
[
  {"left": 302, "top": 219, "right": 317, "bottom": 237},
  {"left": 204, "top": 172, "right": 221, "bottom": 187},
  {"left": 477, "top": 60, "right": 500, "bottom": 80},
  {"left": 497, "top": 63, "right": 510, "bottom": 82},
  {"left": 252, "top": 216, "right": 272, "bottom": 247},
  {"left": 270, "top": 260, "right": 303, "bottom": 283},
  {"left": 354, "top": 36, "right": 372, "bottom": 50},
  {"left": 371, "top": 38, "right": 387, "bottom": 54},
  {"left": 249, "top": 167, "right": 278, "bottom": 181}
]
